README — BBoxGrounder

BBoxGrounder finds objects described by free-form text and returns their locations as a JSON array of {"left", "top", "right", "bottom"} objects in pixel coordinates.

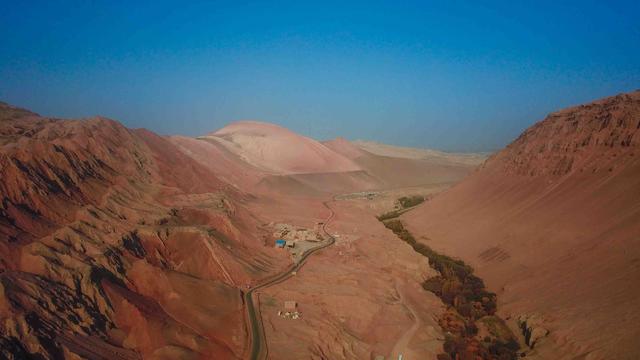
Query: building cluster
[
  {"left": 275, "top": 239, "right": 294, "bottom": 248},
  {"left": 272, "top": 223, "right": 324, "bottom": 244},
  {"left": 277, "top": 300, "right": 300, "bottom": 320}
]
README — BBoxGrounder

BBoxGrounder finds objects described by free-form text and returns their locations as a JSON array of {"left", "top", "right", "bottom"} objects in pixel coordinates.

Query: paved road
[{"left": 244, "top": 199, "right": 337, "bottom": 360}]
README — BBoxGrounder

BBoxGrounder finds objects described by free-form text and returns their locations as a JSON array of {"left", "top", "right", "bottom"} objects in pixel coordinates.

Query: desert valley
[{"left": 0, "top": 90, "right": 639, "bottom": 360}]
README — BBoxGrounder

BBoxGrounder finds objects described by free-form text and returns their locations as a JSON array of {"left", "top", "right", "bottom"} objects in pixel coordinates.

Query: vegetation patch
[
  {"left": 376, "top": 210, "right": 404, "bottom": 221},
  {"left": 398, "top": 195, "right": 425, "bottom": 208},
  {"left": 376, "top": 194, "right": 425, "bottom": 221},
  {"left": 379, "top": 199, "right": 520, "bottom": 360}
]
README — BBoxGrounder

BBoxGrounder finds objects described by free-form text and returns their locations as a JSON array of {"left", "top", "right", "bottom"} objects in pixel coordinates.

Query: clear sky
[{"left": 1, "top": 1, "right": 638, "bottom": 152}]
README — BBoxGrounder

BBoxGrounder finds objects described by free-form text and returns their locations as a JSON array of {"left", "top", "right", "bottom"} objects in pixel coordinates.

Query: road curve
[{"left": 244, "top": 199, "right": 336, "bottom": 360}]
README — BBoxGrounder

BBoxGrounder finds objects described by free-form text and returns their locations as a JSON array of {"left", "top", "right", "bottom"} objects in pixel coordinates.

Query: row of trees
[{"left": 379, "top": 209, "right": 520, "bottom": 360}]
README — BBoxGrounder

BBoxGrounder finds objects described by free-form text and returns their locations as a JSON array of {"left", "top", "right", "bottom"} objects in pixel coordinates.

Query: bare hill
[
  {"left": 0, "top": 104, "right": 288, "bottom": 359},
  {"left": 202, "top": 121, "right": 361, "bottom": 175},
  {"left": 402, "top": 91, "right": 640, "bottom": 359}
]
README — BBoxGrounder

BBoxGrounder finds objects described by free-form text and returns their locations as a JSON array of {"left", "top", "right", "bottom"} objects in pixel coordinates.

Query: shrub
[
  {"left": 422, "top": 276, "right": 443, "bottom": 294},
  {"left": 383, "top": 219, "right": 404, "bottom": 233},
  {"left": 377, "top": 210, "right": 401, "bottom": 221},
  {"left": 378, "top": 206, "right": 519, "bottom": 359},
  {"left": 488, "top": 339, "right": 519, "bottom": 360},
  {"left": 464, "top": 321, "right": 479, "bottom": 336}
]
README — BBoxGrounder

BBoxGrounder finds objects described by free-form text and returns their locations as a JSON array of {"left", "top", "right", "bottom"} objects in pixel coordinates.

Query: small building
[
  {"left": 275, "top": 239, "right": 286, "bottom": 248},
  {"left": 285, "top": 240, "right": 295, "bottom": 248},
  {"left": 284, "top": 300, "right": 297, "bottom": 311}
]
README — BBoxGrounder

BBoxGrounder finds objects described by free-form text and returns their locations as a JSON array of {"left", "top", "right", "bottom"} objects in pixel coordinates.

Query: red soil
[
  {"left": 3, "top": 90, "right": 637, "bottom": 359},
  {"left": 0, "top": 103, "right": 288, "bottom": 359},
  {"left": 402, "top": 91, "right": 640, "bottom": 359}
]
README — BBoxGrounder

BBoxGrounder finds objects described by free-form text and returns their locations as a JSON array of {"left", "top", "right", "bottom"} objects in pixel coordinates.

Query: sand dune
[
  {"left": 324, "top": 137, "right": 484, "bottom": 189},
  {"left": 168, "top": 135, "right": 265, "bottom": 191},
  {"left": 256, "top": 170, "right": 381, "bottom": 196},
  {"left": 179, "top": 122, "right": 483, "bottom": 196},
  {"left": 202, "top": 121, "right": 361, "bottom": 175},
  {"left": 322, "top": 137, "right": 369, "bottom": 160},
  {"left": 353, "top": 140, "right": 488, "bottom": 166}
]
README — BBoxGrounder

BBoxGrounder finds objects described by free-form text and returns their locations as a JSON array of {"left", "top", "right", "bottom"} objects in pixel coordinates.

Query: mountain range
[{"left": 0, "top": 91, "right": 638, "bottom": 359}]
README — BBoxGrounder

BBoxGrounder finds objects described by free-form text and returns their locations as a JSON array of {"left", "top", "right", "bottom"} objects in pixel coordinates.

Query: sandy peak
[{"left": 210, "top": 120, "right": 294, "bottom": 137}]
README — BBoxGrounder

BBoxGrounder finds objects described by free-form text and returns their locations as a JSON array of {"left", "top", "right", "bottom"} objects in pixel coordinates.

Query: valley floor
[{"left": 246, "top": 185, "right": 450, "bottom": 359}]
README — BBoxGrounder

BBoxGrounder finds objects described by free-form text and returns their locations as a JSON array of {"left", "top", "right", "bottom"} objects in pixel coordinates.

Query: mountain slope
[
  {"left": 322, "top": 137, "right": 369, "bottom": 160},
  {"left": 168, "top": 135, "right": 265, "bottom": 191},
  {"left": 402, "top": 91, "right": 640, "bottom": 359},
  {"left": 0, "top": 103, "right": 287, "bottom": 359}
]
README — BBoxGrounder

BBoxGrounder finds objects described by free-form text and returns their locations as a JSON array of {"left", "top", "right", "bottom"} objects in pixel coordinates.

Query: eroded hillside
[{"left": 493, "top": 91, "right": 639, "bottom": 176}]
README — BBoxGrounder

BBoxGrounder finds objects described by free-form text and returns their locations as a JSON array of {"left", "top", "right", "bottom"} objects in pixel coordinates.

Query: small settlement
[
  {"left": 271, "top": 222, "right": 327, "bottom": 262},
  {"left": 270, "top": 222, "right": 330, "bottom": 323}
]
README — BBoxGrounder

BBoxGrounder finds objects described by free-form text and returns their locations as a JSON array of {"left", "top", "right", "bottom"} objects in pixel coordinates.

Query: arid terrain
[
  {"left": 1, "top": 90, "right": 639, "bottom": 360},
  {"left": 402, "top": 91, "right": 640, "bottom": 359}
]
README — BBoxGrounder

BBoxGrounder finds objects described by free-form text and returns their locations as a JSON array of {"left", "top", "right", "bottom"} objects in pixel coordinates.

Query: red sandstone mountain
[
  {"left": 3, "top": 91, "right": 637, "bottom": 359},
  {"left": 0, "top": 104, "right": 472, "bottom": 359},
  {"left": 402, "top": 91, "right": 640, "bottom": 359},
  {"left": 0, "top": 103, "right": 288, "bottom": 359}
]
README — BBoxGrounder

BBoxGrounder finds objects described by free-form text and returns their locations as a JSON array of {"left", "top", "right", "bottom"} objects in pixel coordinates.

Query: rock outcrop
[
  {"left": 517, "top": 314, "right": 549, "bottom": 349},
  {"left": 490, "top": 91, "right": 640, "bottom": 176}
]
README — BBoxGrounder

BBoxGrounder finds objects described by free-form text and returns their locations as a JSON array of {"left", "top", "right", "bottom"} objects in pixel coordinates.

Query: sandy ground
[
  {"left": 352, "top": 140, "right": 488, "bottom": 166},
  {"left": 401, "top": 91, "right": 640, "bottom": 359},
  {"left": 247, "top": 187, "right": 447, "bottom": 359}
]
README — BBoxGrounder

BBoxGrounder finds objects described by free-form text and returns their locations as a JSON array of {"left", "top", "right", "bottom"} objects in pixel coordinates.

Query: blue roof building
[{"left": 275, "top": 239, "right": 286, "bottom": 248}]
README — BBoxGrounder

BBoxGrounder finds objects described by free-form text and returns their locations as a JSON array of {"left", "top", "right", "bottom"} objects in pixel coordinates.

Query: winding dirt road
[
  {"left": 244, "top": 199, "right": 336, "bottom": 360},
  {"left": 390, "top": 281, "right": 422, "bottom": 359}
]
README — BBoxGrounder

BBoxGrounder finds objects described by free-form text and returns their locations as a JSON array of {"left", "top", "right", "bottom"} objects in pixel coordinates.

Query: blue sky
[{"left": 1, "top": 1, "right": 638, "bottom": 152}]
